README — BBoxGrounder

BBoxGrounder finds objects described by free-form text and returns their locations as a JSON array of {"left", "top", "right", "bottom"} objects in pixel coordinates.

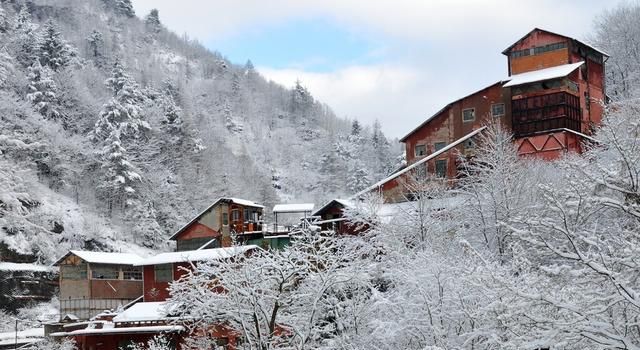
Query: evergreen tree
[
  {"left": 145, "top": 9, "right": 161, "bottom": 34},
  {"left": 347, "top": 166, "right": 371, "bottom": 193},
  {"left": 38, "top": 20, "right": 71, "bottom": 71},
  {"left": 0, "top": 5, "right": 10, "bottom": 33},
  {"left": 129, "top": 201, "right": 163, "bottom": 248},
  {"left": 0, "top": 49, "right": 14, "bottom": 88},
  {"left": 97, "top": 131, "right": 141, "bottom": 213},
  {"left": 351, "top": 119, "right": 361, "bottom": 136},
  {"left": 115, "top": 0, "right": 135, "bottom": 18},
  {"left": 86, "top": 30, "right": 104, "bottom": 60},
  {"left": 13, "top": 5, "right": 39, "bottom": 67},
  {"left": 93, "top": 60, "right": 148, "bottom": 141},
  {"left": 26, "top": 60, "right": 60, "bottom": 120},
  {"left": 160, "top": 93, "right": 182, "bottom": 133}
]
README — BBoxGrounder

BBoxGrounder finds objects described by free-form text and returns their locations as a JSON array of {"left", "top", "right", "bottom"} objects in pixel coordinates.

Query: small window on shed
[
  {"left": 155, "top": 264, "right": 173, "bottom": 282},
  {"left": 91, "top": 265, "right": 119, "bottom": 280},
  {"left": 462, "top": 108, "right": 475, "bottom": 122},
  {"left": 434, "top": 142, "right": 447, "bottom": 152},
  {"left": 414, "top": 145, "right": 426, "bottom": 157},
  {"left": 61, "top": 265, "right": 87, "bottom": 280},
  {"left": 123, "top": 266, "right": 142, "bottom": 280},
  {"left": 435, "top": 159, "right": 447, "bottom": 178},
  {"left": 491, "top": 103, "right": 505, "bottom": 117}
]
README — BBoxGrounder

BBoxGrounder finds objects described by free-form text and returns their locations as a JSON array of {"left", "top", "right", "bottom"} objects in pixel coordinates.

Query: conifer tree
[
  {"left": 93, "top": 60, "right": 148, "bottom": 141},
  {"left": 38, "top": 20, "right": 71, "bottom": 71},
  {"left": 26, "top": 60, "right": 60, "bottom": 120},
  {"left": 97, "top": 131, "right": 141, "bottom": 213},
  {"left": 145, "top": 9, "right": 161, "bottom": 34},
  {"left": 13, "top": 5, "right": 39, "bottom": 67},
  {"left": 115, "top": 0, "right": 135, "bottom": 18},
  {"left": 0, "top": 5, "right": 9, "bottom": 33},
  {"left": 86, "top": 30, "right": 104, "bottom": 60},
  {"left": 351, "top": 119, "right": 361, "bottom": 136}
]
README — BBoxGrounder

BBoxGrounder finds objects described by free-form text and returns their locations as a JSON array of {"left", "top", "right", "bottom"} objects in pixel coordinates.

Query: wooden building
[
  {"left": 52, "top": 246, "right": 258, "bottom": 349},
  {"left": 52, "top": 251, "right": 144, "bottom": 320},
  {"left": 169, "top": 197, "right": 264, "bottom": 250},
  {"left": 361, "top": 28, "right": 607, "bottom": 202}
]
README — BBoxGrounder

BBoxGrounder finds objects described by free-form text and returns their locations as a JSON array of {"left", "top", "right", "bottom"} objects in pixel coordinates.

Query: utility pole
[{"left": 14, "top": 318, "right": 18, "bottom": 350}]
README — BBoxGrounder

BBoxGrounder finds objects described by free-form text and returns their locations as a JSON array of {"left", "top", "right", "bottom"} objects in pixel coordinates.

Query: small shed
[{"left": 272, "top": 203, "right": 315, "bottom": 233}]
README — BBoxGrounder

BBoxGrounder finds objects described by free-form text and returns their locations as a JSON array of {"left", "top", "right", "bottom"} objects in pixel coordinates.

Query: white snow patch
[{"left": 136, "top": 245, "right": 258, "bottom": 266}]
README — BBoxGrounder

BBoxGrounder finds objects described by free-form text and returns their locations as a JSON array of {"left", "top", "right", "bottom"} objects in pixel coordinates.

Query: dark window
[
  {"left": 177, "top": 237, "right": 218, "bottom": 251},
  {"left": 91, "top": 265, "right": 119, "bottom": 280},
  {"left": 155, "top": 264, "right": 173, "bottom": 282},
  {"left": 244, "top": 209, "right": 250, "bottom": 222},
  {"left": 462, "top": 108, "right": 475, "bottom": 122},
  {"left": 232, "top": 209, "right": 240, "bottom": 221},
  {"left": 123, "top": 266, "right": 142, "bottom": 280},
  {"left": 491, "top": 103, "right": 505, "bottom": 117},
  {"left": 435, "top": 159, "right": 447, "bottom": 178},
  {"left": 414, "top": 144, "right": 426, "bottom": 157},
  {"left": 434, "top": 142, "right": 447, "bottom": 152},
  {"left": 222, "top": 213, "right": 228, "bottom": 225},
  {"left": 61, "top": 265, "right": 87, "bottom": 280}
]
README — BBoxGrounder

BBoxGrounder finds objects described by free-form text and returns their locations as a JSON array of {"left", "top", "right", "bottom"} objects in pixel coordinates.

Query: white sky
[{"left": 132, "top": 0, "right": 620, "bottom": 138}]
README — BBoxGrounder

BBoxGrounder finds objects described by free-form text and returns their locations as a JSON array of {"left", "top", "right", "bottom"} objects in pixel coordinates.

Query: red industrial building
[{"left": 360, "top": 28, "right": 608, "bottom": 203}]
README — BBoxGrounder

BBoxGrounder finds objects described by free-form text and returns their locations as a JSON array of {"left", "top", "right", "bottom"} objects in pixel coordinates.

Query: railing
[{"left": 512, "top": 92, "right": 581, "bottom": 137}]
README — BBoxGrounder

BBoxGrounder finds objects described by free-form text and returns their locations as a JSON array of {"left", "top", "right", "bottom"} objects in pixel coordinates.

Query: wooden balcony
[{"left": 512, "top": 92, "right": 581, "bottom": 137}]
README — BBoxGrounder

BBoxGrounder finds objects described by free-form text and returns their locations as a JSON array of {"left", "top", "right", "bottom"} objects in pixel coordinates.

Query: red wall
[{"left": 142, "top": 262, "right": 191, "bottom": 302}]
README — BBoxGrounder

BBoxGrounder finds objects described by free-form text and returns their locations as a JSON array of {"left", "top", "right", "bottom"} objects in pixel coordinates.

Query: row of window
[
  {"left": 61, "top": 265, "right": 142, "bottom": 280},
  {"left": 510, "top": 41, "right": 567, "bottom": 58},
  {"left": 222, "top": 209, "right": 262, "bottom": 225},
  {"left": 462, "top": 103, "right": 505, "bottom": 123}
]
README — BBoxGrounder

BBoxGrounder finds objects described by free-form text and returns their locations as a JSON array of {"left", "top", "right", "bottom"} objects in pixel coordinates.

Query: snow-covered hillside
[{"left": 0, "top": 0, "right": 400, "bottom": 265}]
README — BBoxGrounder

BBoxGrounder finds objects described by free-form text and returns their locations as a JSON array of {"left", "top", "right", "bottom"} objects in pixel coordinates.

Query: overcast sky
[{"left": 132, "top": 0, "right": 621, "bottom": 138}]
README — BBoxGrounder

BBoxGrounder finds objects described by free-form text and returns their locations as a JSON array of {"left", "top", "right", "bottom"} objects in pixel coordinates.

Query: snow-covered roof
[
  {"left": 113, "top": 302, "right": 177, "bottom": 323},
  {"left": 53, "top": 250, "right": 145, "bottom": 266},
  {"left": 503, "top": 61, "right": 584, "bottom": 87},
  {"left": 312, "top": 199, "right": 355, "bottom": 217},
  {"left": 136, "top": 245, "right": 258, "bottom": 266},
  {"left": 227, "top": 197, "right": 265, "bottom": 208},
  {"left": 502, "top": 28, "right": 609, "bottom": 58},
  {"left": 0, "top": 327, "right": 45, "bottom": 346},
  {"left": 0, "top": 262, "right": 57, "bottom": 273},
  {"left": 50, "top": 325, "right": 184, "bottom": 337},
  {"left": 273, "top": 203, "right": 315, "bottom": 213},
  {"left": 169, "top": 197, "right": 264, "bottom": 240},
  {"left": 352, "top": 127, "right": 488, "bottom": 199}
]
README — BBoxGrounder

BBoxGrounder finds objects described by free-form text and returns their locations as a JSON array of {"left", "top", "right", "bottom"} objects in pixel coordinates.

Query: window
[
  {"left": 222, "top": 212, "right": 228, "bottom": 225},
  {"left": 244, "top": 209, "right": 250, "bottom": 222},
  {"left": 414, "top": 144, "right": 426, "bottom": 157},
  {"left": 123, "top": 266, "right": 142, "bottom": 280},
  {"left": 491, "top": 103, "right": 505, "bottom": 117},
  {"left": 177, "top": 237, "right": 218, "bottom": 251},
  {"left": 231, "top": 209, "right": 240, "bottom": 222},
  {"left": 435, "top": 159, "right": 447, "bottom": 178},
  {"left": 462, "top": 108, "right": 475, "bottom": 122},
  {"left": 434, "top": 142, "right": 447, "bottom": 152},
  {"left": 155, "top": 264, "right": 173, "bottom": 282},
  {"left": 91, "top": 265, "right": 119, "bottom": 280},
  {"left": 61, "top": 265, "right": 87, "bottom": 280}
]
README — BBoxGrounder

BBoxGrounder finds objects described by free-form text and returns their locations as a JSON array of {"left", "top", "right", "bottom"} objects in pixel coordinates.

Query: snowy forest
[
  {"left": 0, "top": 0, "right": 399, "bottom": 264},
  {"left": 2, "top": 0, "right": 640, "bottom": 349}
]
